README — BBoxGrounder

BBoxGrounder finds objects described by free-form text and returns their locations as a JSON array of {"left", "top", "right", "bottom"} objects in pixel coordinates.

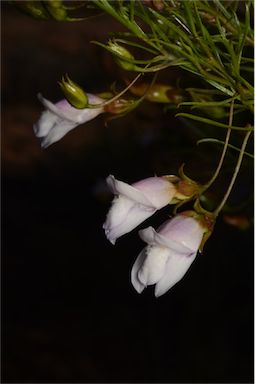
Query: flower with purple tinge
[
  {"left": 103, "top": 175, "right": 178, "bottom": 244},
  {"left": 33, "top": 93, "right": 104, "bottom": 148},
  {"left": 131, "top": 213, "right": 205, "bottom": 297}
]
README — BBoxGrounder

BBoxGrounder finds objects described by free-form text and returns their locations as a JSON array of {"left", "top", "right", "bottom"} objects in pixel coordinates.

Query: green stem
[
  {"left": 201, "top": 99, "right": 235, "bottom": 193},
  {"left": 98, "top": 72, "right": 143, "bottom": 108},
  {"left": 213, "top": 129, "right": 252, "bottom": 217}
]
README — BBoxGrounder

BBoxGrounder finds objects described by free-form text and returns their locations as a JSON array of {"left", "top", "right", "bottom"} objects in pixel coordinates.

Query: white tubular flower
[
  {"left": 131, "top": 214, "right": 205, "bottom": 297},
  {"left": 103, "top": 175, "right": 178, "bottom": 244},
  {"left": 33, "top": 93, "right": 104, "bottom": 148}
]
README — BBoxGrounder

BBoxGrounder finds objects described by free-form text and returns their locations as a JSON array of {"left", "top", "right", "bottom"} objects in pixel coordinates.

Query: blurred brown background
[{"left": 2, "top": 2, "right": 253, "bottom": 383}]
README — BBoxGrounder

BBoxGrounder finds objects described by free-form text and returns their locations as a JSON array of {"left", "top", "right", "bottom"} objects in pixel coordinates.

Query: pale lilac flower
[
  {"left": 103, "top": 175, "right": 178, "bottom": 244},
  {"left": 131, "top": 214, "right": 205, "bottom": 297},
  {"left": 33, "top": 93, "right": 104, "bottom": 148}
]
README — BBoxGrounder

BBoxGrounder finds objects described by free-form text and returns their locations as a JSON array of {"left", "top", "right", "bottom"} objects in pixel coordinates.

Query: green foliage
[
  {"left": 10, "top": 0, "right": 254, "bottom": 217},
  {"left": 91, "top": 0, "right": 253, "bottom": 123},
  {"left": 80, "top": 0, "right": 254, "bottom": 218},
  {"left": 11, "top": 0, "right": 254, "bottom": 125}
]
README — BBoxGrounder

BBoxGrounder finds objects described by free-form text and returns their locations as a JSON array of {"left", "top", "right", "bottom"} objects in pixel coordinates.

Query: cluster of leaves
[
  {"left": 91, "top": 0, "right": 254, "bottom": 129},
  {"left": 11, "top": 1, "right": 254, "bottom": 126}
]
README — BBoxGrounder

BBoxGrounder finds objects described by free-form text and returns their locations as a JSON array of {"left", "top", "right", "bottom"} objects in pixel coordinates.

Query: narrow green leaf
[
  {"left": 176, "top": 113, "right": 253, "bottom": 131},
  {"left": 180, "top": 96, "right": 238, "bottom": 108},
  {"left": 206, "top": 80, "right": 235, "bottom": 96},
  {"left": 113, "top": 38, "right": 159, "bottom": 55},
  {"left": 197, "top": 138, "right": 254, "bottom": 158}
]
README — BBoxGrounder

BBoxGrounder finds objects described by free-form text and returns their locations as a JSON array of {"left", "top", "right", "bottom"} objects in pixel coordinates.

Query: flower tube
[
  {"left": 103, "top": 175, "right": 179, "bottom": 244},
  {"left": 33, "top": 93, "right": 104, "bottom": 148},
  {"left": 131, "top": 213, "right": 207, "bottom": 297}
]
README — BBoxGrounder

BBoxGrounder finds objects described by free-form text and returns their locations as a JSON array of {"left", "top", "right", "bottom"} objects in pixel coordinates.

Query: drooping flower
[
  {"left": 33, "top": 93, "right": 104, "bottom": 148},
  {"left": 103, "top": 175, "right": 179, "bottom": 244},
  {"left": 131, "top": 213, "right": 208, "bottom": 297}
]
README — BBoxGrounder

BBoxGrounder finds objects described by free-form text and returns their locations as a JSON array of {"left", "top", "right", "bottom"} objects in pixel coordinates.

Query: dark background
[{"left": 2, "top": 2, "right": 254, "bottom": 383}]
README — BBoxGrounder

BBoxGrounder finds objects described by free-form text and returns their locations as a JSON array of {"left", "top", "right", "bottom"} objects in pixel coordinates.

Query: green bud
[
  {"left": 59, "top": 75, "right": 88, "bottom": 109},
  {"left": 11, "top": 1, "right": 49, "bottom": 19},
  {"left": 44, "top": 0, "right": 67, "bottom": 20},
  {"left": 108, "top": 41, "right": 136, "bottom": 71},
  {"left": 128, "top": 82, "right": 183, "bottom": 104},
  {"left": 45, "top": 0, "right": 63, "bottom": 8}
]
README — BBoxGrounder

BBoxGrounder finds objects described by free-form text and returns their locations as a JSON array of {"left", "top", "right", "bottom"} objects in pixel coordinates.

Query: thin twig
[
  {"left": 213, "top": 129, "right": 252, "bottom": 217},
  {"left": 201, "top": 99, "right": 235, "bottom": 192}
]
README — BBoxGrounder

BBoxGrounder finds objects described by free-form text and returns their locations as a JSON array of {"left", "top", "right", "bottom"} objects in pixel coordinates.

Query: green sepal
[
  {"left": 176, "top": 164, "right": 201, "bottom": 199},
  {"left": 178, "top": 163, "right": 196, "bottom": 184},
  {"left": 163, "top": 175, "right": 180, "bottom": 184},
  {"left": 58, "top": 75, "right": 88, "bottom": 109},
  {"left": 192, "top": 198, "right": 215, "bottom": 252},
  {"left": 193, "top": 198, "right": 214, "bottom": 218},
  {"left": 199, "top": 228, "right": 213, "bottom": 253}
]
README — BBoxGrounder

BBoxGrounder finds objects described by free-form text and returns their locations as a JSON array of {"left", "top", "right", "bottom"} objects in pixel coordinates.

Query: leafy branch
[{"left": 92, "top": 0, "right": 253, "bottom": 113}]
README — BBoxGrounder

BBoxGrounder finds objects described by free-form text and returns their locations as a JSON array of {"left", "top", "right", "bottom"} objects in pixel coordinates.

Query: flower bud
[
  {"left": 11, "top": 1, "right": 49, "bottom": 19},
  {"left": 43, "top": 0, "right": 84, "bottom": 21},
  {"left": 128, "top": 82, "right": 183, "bottom": 104},
  {"left": 59, "top": 75, "right": 88, "bottom": 109},
  {"left": 108, "top": 41, "right": 136, "bottom": 71},
  {"left": 44, "top": 1, "right": 67, "bottom": 21}
]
